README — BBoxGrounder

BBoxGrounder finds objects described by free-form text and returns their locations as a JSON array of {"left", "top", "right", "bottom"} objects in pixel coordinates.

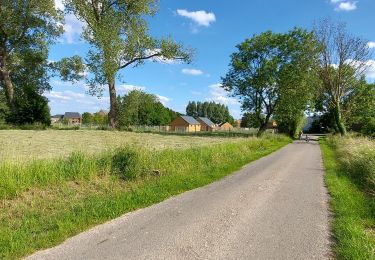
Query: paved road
[{"left": 27, "top": 136, "right": 331, "bottom": 260}]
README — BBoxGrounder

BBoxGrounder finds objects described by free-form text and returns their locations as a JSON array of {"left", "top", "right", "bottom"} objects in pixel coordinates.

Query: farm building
[
  {"left": 197, "top": 117, "right": 215, "bottom": 132},
  {"left": 170, "top": 116, "right": 201, "bottom": 133},
  {"left": 51, "top": 114, "right": 63, "bottom": 124},
  {"left": 220, "top": 122, "right": 234, "bottom": 131},
  {"left": 64, "top": 112, "right": 82, "bottom": 125}
]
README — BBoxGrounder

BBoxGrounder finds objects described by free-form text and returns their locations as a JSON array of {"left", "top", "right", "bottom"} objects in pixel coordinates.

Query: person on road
[{"left": 299, "top": 130, "right": 303, "bottom": 140}]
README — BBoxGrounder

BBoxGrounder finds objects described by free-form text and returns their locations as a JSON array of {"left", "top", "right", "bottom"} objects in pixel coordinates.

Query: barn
[
  {"left": 197, "top": 117, "right": 215, "bottom": 132},
  {"left": 170, "top": 116, "right": 201, "bottom": 133},
  {"left": 219, "top": 122, "right": 234, "bottom": 131}
]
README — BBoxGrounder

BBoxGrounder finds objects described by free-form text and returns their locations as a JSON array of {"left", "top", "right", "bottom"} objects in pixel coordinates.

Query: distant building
[
  {"left": 220, "top": 122, "right": 234, "bottom": 131},
  {"left": 63, "top": 112, "right": 82, "bottom": 125},
  {"left": 170, "top": 116, "right": 201, "bottom": 133},
  {"left": 235, "top": 119, "right": 242, "bottom": 128},
  {"left": 51, "top": 114, "right": 63, "bottom": 124},
  {"left": 197, "top": 117, "right": 215, "bottom": 132}
]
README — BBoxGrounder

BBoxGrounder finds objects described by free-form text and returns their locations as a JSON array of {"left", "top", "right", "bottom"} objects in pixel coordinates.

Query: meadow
[
  {"left": 320, "top": 135, "right": 375, "bottom": 259},
  {"left": 0, "top": 130, "right": 250, "bottom": 161},
  {"left": 0, "top": 130, "right": 291, "bottom": 259}
]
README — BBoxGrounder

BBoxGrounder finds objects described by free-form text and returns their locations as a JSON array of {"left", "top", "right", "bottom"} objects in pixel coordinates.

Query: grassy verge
[
  {"left": 0, "top": 135, "right": 290, "bottom": 259},
  {"left": 320, "top": 137, "right": 375, "bottom": 259}
]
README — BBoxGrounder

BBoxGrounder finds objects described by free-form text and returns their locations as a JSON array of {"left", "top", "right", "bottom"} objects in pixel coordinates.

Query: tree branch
[{"left": 119, "top": 53, "right": 186, "bottom": 70}]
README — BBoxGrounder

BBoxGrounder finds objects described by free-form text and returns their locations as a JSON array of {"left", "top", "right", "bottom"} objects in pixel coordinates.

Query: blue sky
[{"left": 47, "top": 0, "right": 375, "bottom": 119}]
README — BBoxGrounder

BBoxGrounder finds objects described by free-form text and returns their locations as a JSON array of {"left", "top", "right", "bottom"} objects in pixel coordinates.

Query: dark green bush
[{"left": 111, "top": 148, "right": 141, "bottom": 180}]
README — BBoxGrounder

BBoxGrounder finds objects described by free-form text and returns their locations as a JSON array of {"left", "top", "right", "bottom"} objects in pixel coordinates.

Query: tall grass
[
  {"left": 0, "top": 135, "right": 291, "bottom": 259},
  {"left": 326, "top": 135, "right": 375, "bottom": 195},
  {"left": 320, "top": 136, "right": 375, "bottom": 259}
]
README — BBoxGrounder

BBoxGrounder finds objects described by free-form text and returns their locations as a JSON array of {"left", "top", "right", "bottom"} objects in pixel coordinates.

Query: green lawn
[
  {"left": 320, "top": 137, "right": 375, "bottom": 260},
  {"left": 0, "top": 133, "right": 291, "bottom": 259}
]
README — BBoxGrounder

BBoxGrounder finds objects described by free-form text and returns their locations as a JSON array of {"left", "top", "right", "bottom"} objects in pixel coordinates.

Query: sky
[{"left": 47, "top": 0, "right": 375, "bottom": 119}]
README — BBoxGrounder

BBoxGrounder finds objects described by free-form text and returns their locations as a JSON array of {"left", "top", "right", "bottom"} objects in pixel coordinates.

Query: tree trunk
[
  {"left": 0, "top": 48, "right": 15, "bottom": 113},
  {"left": 108, "top": 81, "right": 118, "bottom": 129},
  {"left": 257, "top": 114, "right": 271, "bottom": 137},
  {"left": 333, "top": 102, "right": 346, "bottom": 136}
]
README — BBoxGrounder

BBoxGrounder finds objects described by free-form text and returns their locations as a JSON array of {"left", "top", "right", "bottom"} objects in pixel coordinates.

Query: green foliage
[
  {"left": 111, "top": 147, "right": 141, "bottom": 180},
  {"left": 118, "top": 90, "right": 178, "bottom": 126},
  {"left": 0, "top": 0, "right": 84, "bottom": 126},
  {"left": 320, "top": 137, "right": 375, "bottom": 259},
  {"left": 82, "top": 112, "right": 93, "bottom": 124},
  {"left": 276, "top": 111, "right": 307, "bottom": 138},
  {"left": 240, "top": 112, "right": 263, "bottom": 128},
  {"left": 222, "top": 28, "right": 319, "bottom": 135},
  {"left": 186, "top": 101, "right": 234, "bottom": 124},
  {"left": 314, "top": 20, "right": 371, "bottom": 135},
  {"left": 0, "top": 91, "right": 9, "bottom": 124},
  {"left": 343, "top": 80, "right": 375, "bottom": 136},
  {"left": 50, "top": 55, "right": 85, "bottom": 82},
  {"left": 8, "top": 86, "right": 51, "bottom": 126},
  {"left": 65, "top": 0, "right": 193, "bottom": 127}
]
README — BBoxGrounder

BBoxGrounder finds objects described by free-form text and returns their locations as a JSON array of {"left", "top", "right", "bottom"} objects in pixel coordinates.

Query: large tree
[
  {"left": 65, "top": 0, "right": 192, "bottom": 128},
  {"left": 0, "top": 0, "right": 84, "bottom": 125},
  {"left": 314, "top": 19, "right": 371, "bottom": 135},
  {"left": 0, "top": 0, "right": 62, "bottom": 112},
  {"left": 222, "top": 28, "right": 319, "bottom": 136},
  {"left": 117, "top": 90, "right": 178, "bottom": 126}
]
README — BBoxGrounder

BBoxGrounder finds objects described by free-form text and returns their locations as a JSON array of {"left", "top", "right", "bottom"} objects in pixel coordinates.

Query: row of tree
[
  {"left": 117, "top": 90, "right": 179, "bottom": 127},
  {"left": 222, "top": 19, "right": 374, "bottom": 137},
  {"left": 185, "top": 101, "right": 234, "bottom": 124},
  {"left": 0, "top": 1, "right": 191, "bottom": 128}
]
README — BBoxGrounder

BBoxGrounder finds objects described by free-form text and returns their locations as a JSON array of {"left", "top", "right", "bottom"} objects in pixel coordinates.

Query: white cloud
[
  {"left": 177, "top": 9, "right": 216, "bottom": 27},
  {"left": 331, "top": 1, "right": 358, "bottom": 11},
  {"left": 364, "top": 60, "right": 375, "bottom": 79},
  {"left": 55, "top": 0, "right": 84, "bottom": 44},
  {"left": 367, "top": 41, "right": 375, "bottom": 49},
  {"left": 206, "top": 84, "right": 239, "bottom": 105},
  {"left": 156, "top": 95, "right": 171, "bottom": 106},
  {"left": 118, "top": 84, "right": 146, "bottom": 94},
  {"left": 182, "top": 68, "right": 204, "bottom": 76},
  {"left": 54, "top": 0, "right": 64, "bottom": 11},
  {"left": 45, "top": 90, "right": 110, "bottom": 114}
]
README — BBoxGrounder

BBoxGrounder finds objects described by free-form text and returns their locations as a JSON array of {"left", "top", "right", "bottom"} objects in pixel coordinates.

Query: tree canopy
[
  {"left": 314, "top": 19, "right": 371, "bottom": 135},
  {"left": 117, "top": 90, "right": 179, "bottom": 127},
  {"left": 65, "top": 0, "right": 193, "bottom": 128},
  {"left": 0, "top": 0, "right": 84, "bottom": 125},
  {"left": 222, "top": 28, "right": 319, "bottom": 136},
  {"left": 185, "top": 101, "right": 234, "bottom": 124}
]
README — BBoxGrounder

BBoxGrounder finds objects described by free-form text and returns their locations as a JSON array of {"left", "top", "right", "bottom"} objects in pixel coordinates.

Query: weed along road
[{"left": 27, "top": 136, "right": 330, "bottom": 260}]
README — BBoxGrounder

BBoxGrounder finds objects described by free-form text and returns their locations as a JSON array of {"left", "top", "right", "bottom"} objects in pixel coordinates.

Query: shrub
[{"left": 111, "top": 148, "right": 141, "bottom": 180}]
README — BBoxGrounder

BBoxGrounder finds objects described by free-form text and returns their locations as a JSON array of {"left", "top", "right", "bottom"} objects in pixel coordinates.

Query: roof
[
  {"left": 64, "top": 112, "right": 82, "bottom": 119},
  {"left": 198, "top": 117, "right": 215, "bottom": 126},
  {"left": 220, "top": 122, "right": 233, "bottom": 127},
  {"left": 180, "top": 116, "right": 200, "bottom": 125},
  {"left": 51, "top": 114, "right": 63, "bottom": 118}
]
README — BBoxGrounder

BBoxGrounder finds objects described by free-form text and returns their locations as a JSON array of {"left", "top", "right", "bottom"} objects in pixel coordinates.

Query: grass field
[
  {"left": 0, "top": 131, "right": 291, "bottom": 259},
  {"left": 320, "top": 136, "right": 375, "bottom": 259},
  {"left": 0, "top": 130, "right": 250, "bottom": 161}
]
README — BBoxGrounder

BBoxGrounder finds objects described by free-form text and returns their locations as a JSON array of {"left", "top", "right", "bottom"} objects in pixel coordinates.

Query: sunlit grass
[
  {"left": 0, "top": 130, "right": 251, "bottom": 161},
  {"left": 0, "top": 134, "right": 291, "bottom": 259},
  {"left": 320, "top": 136, "right": 375, "bottom": 260}
]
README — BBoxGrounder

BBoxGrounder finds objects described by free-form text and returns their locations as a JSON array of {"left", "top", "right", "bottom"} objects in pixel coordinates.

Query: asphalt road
[{"left": 27, "top": 136, "right": 331, "bottom": 260}]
